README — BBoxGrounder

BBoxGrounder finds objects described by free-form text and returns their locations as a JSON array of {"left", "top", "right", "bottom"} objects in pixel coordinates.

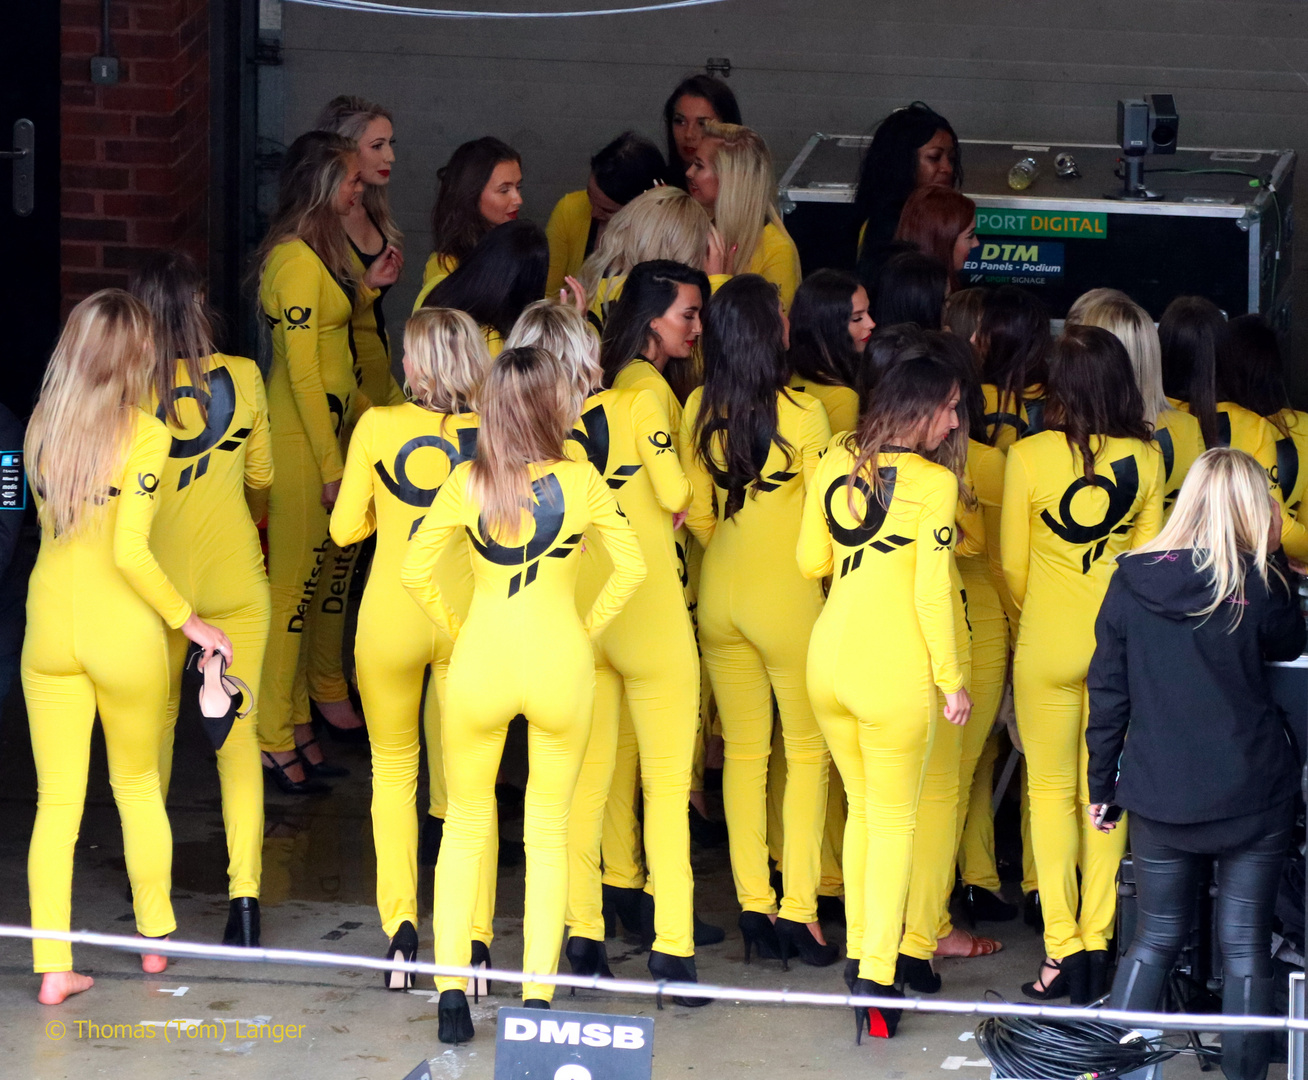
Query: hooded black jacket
[{"left": 1086, "top": 548, "right": 1305, "bottom": 823}]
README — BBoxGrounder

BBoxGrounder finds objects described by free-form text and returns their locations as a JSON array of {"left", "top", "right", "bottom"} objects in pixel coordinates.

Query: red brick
[
  {"left": 114, "top": 32, "right": 181, "bottom": 61},
  {"left": 130, "top": 219, "right": 182, "bottom": 245},
  {"left": 123, "top": 59, "right": 179, "bottom": 87},
  {"left": 131, "top": 5, "right": 187, "bottom": 31},
  {"left": 103, "top": 191, "right": 178, "bottom": 218},
  {"left": 134, "top": 112, "right": 183, "bottom": 139},
  {"left": 102, "top": 244, "right": 162, "bottom": 270},
  {"left": 61, "top": 217, "right": 128, "bottom": 243},
  {"left": 99, "top": 84, "right": 168, "bottom": 112},
  {"left": 104, "top": 140, "right": 175, "bottom": 165},
  {"left": 61, "top": 28, "right": 99, "bottom": 55},
  {"left": 61, "top": 191, "right": 97, "bottom": 215},
  {"left": 63, "top": 269, "right": 130, "bottom": 296},
  {"left": 63, "top": 164, "right": 130, "bottom": 191},
  {"left": 131, "top": 167, "right": 178, "bottom": 194},
  {"left": 61, "top": 84, "right": 97, "bottom": 108},
  {"left": 61, "top": 2, "right": 107, "bottom": 29},
  {"left": 61, "top": 55, "right": 92, "bottom": 83},
  {"left": 63, "top": 110, "right": 134, "bottom": 138},
  {"left": 61, "top": 242, "right": 100, "bottom": 268},
  {"left": 60, "top": 136, "right": 98, "bottom": 162}
]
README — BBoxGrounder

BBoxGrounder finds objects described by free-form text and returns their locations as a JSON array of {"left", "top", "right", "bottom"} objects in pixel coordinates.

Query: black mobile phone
[{"left": 1099, "top": 804, "right": 1125, "bottom": 825}]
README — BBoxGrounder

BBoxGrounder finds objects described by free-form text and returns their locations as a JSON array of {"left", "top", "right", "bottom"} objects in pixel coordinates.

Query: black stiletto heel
[
  {"left": 522, "top": 999, "right": 550, "bottom": 1009},
  {"left": 384, "top": 921, "right": 418, "bottom": 991},
  {"left": 602, "top": 885, "right": 645, "bottom": 939},
  {"left": 648, "top": 950, "right": 711, "bottom": 1007},
  {"left": 852, "top": 978, "right": 902, "bottom": 1042},
  {"left": 470, "top": 940, "right": 492, "bottom": 1002},
  {"left": 775, "top": 918, "right": 839, "bottom": 969},
  {"left": 222, "top": 897, "right": 260, "bottom": 947},
  {"left": 843, "top": 958, "right": 860, "bottom": 992},
  {"left": 294, "top": 734, "right": 350, "bottom": 779},
  {"left": 420, "top": 815, "right": 444, "bottom": 867},
  {"left": 191, "top": 648, "right": 250, "bottom": 749},
  {"left": 738, "top": 911, "right": 782, "bottom": 963},
  {"left": 438, "top": 988, "right": 474, "bottom": 1043},
  {"left": 261, "top": 751, "right": 330, "bottom": 796},
  {"left": 895, "top": 954, "right": 942, "bottom": 994},
  {"left": 565, "top": 936, "right": 612, "bottom": 994},
  {"left": 310, "top": 699, "right": 369, "bottom": 744}
]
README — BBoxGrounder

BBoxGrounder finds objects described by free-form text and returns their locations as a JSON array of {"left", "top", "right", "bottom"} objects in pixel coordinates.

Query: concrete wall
[{"left": 275, "top": 0, "right": 1308, "bottom": 349}]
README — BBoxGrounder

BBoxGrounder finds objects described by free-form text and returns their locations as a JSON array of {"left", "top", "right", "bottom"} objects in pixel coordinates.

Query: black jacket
[{"left": 1086, "top": 548, "right": 1305, "bottom": 823}]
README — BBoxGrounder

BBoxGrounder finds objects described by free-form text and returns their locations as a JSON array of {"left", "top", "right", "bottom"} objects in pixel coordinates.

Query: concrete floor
[{"left": 0, "top": 703, "right": 1264, "bottom": 1080}]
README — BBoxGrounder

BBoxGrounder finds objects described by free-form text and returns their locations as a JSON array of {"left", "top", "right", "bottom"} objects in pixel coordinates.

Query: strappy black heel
[
  {"left": 1021, "top": 951, "right": 1087, "bottom": 1001},
  {"left": 384, "top": 921, "right": 418, "bottom": 991},
  {"left": 294, "top": 734, "right": 349, "bottom": 779},
  {"left": 261, "top": 751, "right": 330, "bottom": 796}
]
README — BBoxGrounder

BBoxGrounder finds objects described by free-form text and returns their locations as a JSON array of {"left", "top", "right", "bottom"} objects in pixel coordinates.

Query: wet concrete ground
[{"left": 0, "top": 700, "right": 1259, "bottom": 1079}]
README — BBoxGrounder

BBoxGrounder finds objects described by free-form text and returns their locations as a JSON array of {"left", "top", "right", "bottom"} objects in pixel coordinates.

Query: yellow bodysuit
[
  {"left": 788, "top": 373, "right": 859, "bottom": 435},
  {"left": 1152, "top": 405, "right": 1203, "bottom": 514}
]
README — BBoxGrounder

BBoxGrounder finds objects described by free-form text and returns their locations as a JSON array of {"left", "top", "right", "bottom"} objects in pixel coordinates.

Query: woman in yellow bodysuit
[
  {"left": 685, "top": 122, "right": 802, "bottom": 310},
  {"left": 257, "top": 132, "right": 400, "bottom": 793},
  {"left": 131, "top": 252, "right": 272, "bottom": 948},
  {"left": 510, "top": 302, "right": 702, "bottom": 997},
  {"left": 401, "top": 346, "right": 644, "bottom": 1041},
  {"left": 306, "top": 96, "right": 406, "bottom": 741},
  {"left": 681, "top": 274, "right": 835, "bottom": 965},
  {"left": 799, "top": 350, "right": 970, "bottom": 1039},
  {"left": 786, "top": 269, "right": 875, "bottom": 434},
  {"left": 330, "top": 308, "right": 496, "bottom": 988},
  {"left": 415, "top": 137, "right": 522, "bottom": 311},
  {"left": 1067, "top": 290, "right": 1202, "bottom": 517},
  {"left": 23, "top": 291, "right": 230, "bottom": 1005},
  {"left": 978, "top": 286, "right": 1051, "bottom": 450},
  {"left": 1002, "top": 325, "right": 1165, "bottom": 1004}
]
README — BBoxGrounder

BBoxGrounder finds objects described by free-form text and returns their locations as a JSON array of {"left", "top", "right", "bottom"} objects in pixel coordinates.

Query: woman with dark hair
[
  {"left": 799, "top": 348, "right": 969, "bottom": 1038},
  {"left": 424, "top": 220, "right": 549, "bottom": 354},
  {"left": 680, "top": 274, "right": 834, "bottom": 967},
  {"left": 662, "top": 73, "right": 742, "bottom": 184},
  {"left": 787, "top": 269, "right": 874, "bottom": 433},
  {"left": 894, "top": 187, "right": 977, "bottom": 292},
  {"left": 1088, "top": 447, "right": 1304, "bottom": 1080},
  {"left": 1158, "top": 295, "right": 1223, "bottom": 451},
  {"left": 131, "top": 251, "right": 272, "bottom": 948},
  {"left": 977, "top": 285, "right": 1051, "bottom": 450},
  {"left": 855, "top": 102, "right": 962, "bottom": 276},
  {"left": 872, "top": 250, "right": 948, "bottom": 330},
  {"left": 545, "top": 132, "right": 667, "bottom": 297},
  {"left": 1001, "top": 325, "right": 1164, "bottom": 1003},
  {"left": 943, "top": 286, "right": 988, "bottom": 343},
  {"left": 417, "top": 136, "right": 522, "bottom": 309}
]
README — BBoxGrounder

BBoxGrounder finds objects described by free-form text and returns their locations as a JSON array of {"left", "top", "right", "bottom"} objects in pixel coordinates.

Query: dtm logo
[{"left": 284, "top": 306, "right": 312, "bottom": 329}]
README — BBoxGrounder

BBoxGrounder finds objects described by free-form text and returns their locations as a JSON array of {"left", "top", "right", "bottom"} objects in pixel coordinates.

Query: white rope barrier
[
  {"left": 3, "top": 924, "right": 1305, "bottom": 1035},
  {"left": 280, "top": 0, "right": 730, "bottom": 19}
]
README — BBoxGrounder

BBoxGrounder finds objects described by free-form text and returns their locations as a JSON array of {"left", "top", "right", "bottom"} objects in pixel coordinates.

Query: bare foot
[
  {"left": 934, "top": 926, "right": 1002, "bottom": 957},
  {"left": 38, "top": 971, "right": 94, "bottom": 1005},
  {"left": 313, "top": 698, "right": 364, "bottom": 730},
  {"left": 263, "top": 749, "right": 308, "bottom": 785},
  {"left": 806, "top": 920, "right": 829, "bottom": 947},
  {"left": 139, "top": 936, "right": 168, "bottom": 974}
]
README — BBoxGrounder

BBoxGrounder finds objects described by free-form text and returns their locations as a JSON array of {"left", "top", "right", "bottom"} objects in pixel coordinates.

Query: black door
[{"left": 0, "top": 4, "right": 60, "bottom": 419}]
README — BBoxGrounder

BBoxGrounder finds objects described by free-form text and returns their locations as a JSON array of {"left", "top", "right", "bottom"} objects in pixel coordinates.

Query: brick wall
[{"left": 60, "top": 0, "right": 209, "bottom": 312}]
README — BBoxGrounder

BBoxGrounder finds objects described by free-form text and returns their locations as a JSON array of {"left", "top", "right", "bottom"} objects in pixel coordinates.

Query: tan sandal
[{"left": 934, "top": 929, "right": 1003, "bottom": 958}]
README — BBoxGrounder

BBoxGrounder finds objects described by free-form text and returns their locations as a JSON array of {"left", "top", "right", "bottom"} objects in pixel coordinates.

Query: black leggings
[{"left": 1109, "top": 812, "right": 1292, "bottom": 1080}]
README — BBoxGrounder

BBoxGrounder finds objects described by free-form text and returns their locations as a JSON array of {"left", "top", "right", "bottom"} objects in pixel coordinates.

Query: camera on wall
[{"left": 1110, "top": 94, "right": 1179, "bottom": 200}]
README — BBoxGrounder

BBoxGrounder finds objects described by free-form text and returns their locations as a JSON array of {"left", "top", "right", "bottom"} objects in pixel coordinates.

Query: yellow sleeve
[
  {"left": 679, "top": 393, "right": 717, "bottom": 547},
  {"left": 114, "top": 417, "right": 193, "bottom": 629},
  {"left": 798, "top": 397, "right": 833, "bottom": 488},
  {"left": 1253, "top": 418, "right": 1279, "bottom": 487},
  {"left": 632, "top": 389, "right": 692, "bottom": 514},
  {"left": 330, "top": 409, "right": 377, "bottom": 547},
  {"left": 956, "top": 459, "right": 985, "bottom": 558},
  {"left": 267, "top": 251, "right": 345, "bottom": 484},
  {"left": 545, "top": 190, "right": 588, "bottom": 298},
  {"left": 797, "top": 451, "right": 835, "bottom": 580},
  {"left": 753, "top": 224, "right": 802, "bottom": 311},
  {"left": 708, "top": 274, "right": 732, "bottom": 294},
  {"left": 581, "top": 464, "right": 646, "bottom": 638},
  {"left": 1000, "top": 446, "right": 1033, "bottom": 613},
  {"left": 914, "top": 470, "right": 963, "bottom": 693},
  {"left": 1129, "top": 446, "right": 1166, "bottom": 548},
  {"left": 399, "top": 464, "right": 466, "bottom": 641},
  {"left": 243, "top": 361, "right": 274, "bottom": 491}
]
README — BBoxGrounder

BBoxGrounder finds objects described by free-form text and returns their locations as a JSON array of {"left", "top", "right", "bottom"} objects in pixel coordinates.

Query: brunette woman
[
  {"left": 894, "top": 186, "right": 977, "bottom": 292},
  {"left": 662, "top": 74, "right": 742, "bottom": 185},
  {"left": 977, "top": 285, "right": 1051, "bottom": 451},
  {"left": 787, "top": 268, "right": 875, "bottom": 433}
]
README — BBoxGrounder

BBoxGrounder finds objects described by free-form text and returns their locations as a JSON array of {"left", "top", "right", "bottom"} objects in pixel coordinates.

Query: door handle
[{"left": 2, "top": 120, "right": 33, "bottom": 216}]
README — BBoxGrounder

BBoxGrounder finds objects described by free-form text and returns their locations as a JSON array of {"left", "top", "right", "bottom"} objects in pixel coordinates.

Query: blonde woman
[
  {"left": 1067, "top": 288, "right": 1203, "bottom": 515},
  {"left": 685, "top": 120, "right": 802, "bottom": 310},
  {"left": 257, "top": 131, "right": 400, "bottom": 792},
  {"left": 330, "top": 307, "right": 496, "bottom": 989},
  {"left": 1088, "top": 448, "right": 1303, "bottom": 1080},
  {"left": 23, "top": 291, "right": 230, "bottom": 1004},
  {"left": 401, "top": 346, "right": 644, "bottom": 1041}
]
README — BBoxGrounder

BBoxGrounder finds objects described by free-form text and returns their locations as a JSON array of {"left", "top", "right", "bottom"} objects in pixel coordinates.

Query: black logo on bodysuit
[
  {"left": 1040, "top": 455, "right": 1140, "bottom": 574},
  {"left": 465, "top": 472, "right": 582, "bottom": 596},
  {"left": 328, "top": 394, "right": 346, "bottom": 438},
  {"left": 156, "top": 367, "right": 252, "bottom": 492},
  {"left": 569, "top": 401, "right": 641, "bottom": 489},
  {"left": 137, "top": 472, "right": 159, "bottom": 496},
  {"left": 823, "top": 468, "right": 912, "bottom": 578},
  {"left": 1276, "top": 436, "right": 1299, "bottom": 504},
  {"left": 284, "top": 306, "right": 312, "bottom": 329},
  {"left": 374, "top": 427, "right": 480, "bottom": 538},
  {"left": 648, "top": 431, "right": 673, "bottom": 455}
]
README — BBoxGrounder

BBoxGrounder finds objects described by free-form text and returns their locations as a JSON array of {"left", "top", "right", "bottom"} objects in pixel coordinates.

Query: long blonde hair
[
  {"left": 256, "top": 131, "right": 358, "bottom": 290},
  {"left": 701, "top": 120, "right": 788, "bottom": 274},
  {"left": 26, "top": 290, "right": 155, "bottom": 538},
  {"left": 314, "top": 95, "right": 403, "bottom": 250},
  {"left": 579, "top": 186, "right": 712, "bottom": 299},
  {"left": 402, "top": 307, "right": 491, "bottom": 413},
  {"left": 505, "top": 300, "right": 602, "bottom": 404},
  {"left": 469, "top": 346, "right": 581, "bottom": 542},
  {"left": 1129, "top": 447, "right": 1275, "bottom": 626},
  {"left": 1066, "top": 288, "right": 1169, "bottom": 425}
]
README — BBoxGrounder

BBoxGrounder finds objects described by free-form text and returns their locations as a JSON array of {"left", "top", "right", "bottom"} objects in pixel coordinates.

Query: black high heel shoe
[
  {"left": 775, "top": 918, "right": 839, "bottom": 969},
  {"left": 192, "top": 649, "right": 250, "bottom": 749},
  {"left": 470, "top": 940, "right": 492, "bottom": 1002},
  {"left": 895, "top": 954, "right": 942, "bottom": 994},
  {"left": 843, "top": 958, "right": 860, "bottom": 992},
  {"left": 852, "top": 977, "right": 903, "bottom": 1042},
  {"left": 262, "top": 752, "right": 330, "bottom": 796},
  {"left": 294, "top": 735, "right": 350, "bottom": 779},
  {"left": 420, "top": 814, "right": 444, "bottom": 867},
  {"left": 961, "top": 884, "right": 1018, "bottom": 925},
  {"left": 522, "top": 999, "right": 550, "bottom": 1009},
  {"left": 384, "top": 921, "right": 418, "bottom": 991},
  {"left": 438, "top": 988, "right": 474, "bottom": 1044},
  {"left": 565, "top": 936, "right": 612, "bottom": 991},
  {"left": 310, "top": 699, "right": 369, "bottom": 744},
  {"left": 738, "top": 911, "right": 782, "bottom": 963},
  {"left": 602, "top": 884, "right": 644, "bottom": 939},
  {"left": 1023, "top": 890, "right": 1043, "bottom": 930},
  {"left": 1086, "top": 949, "right": 1111, "bottom": 1002},
  {"left": 694, "top": 912, "right": 726, "bottom": 946},
  {"left": 222, "top": 897, "right": 260, "bottom": 947},
  {"left": 648, "top": 950, "right": 711, "bottom": 1007},
  {"left": 1021, "top": 951, "right": 1087, "bottom": 1001},
  {"left": 688, "top": 803, "right": 728, "bottom": 847}
]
